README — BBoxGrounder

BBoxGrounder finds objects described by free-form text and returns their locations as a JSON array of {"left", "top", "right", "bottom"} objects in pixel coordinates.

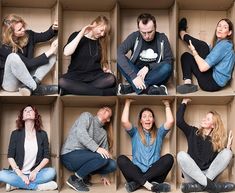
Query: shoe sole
[
  {"left": 176, "top": 85, "right": 198, "bottom": 94},
  {"left": 19, "top": 88, "right": 31, "bottom": 96}
]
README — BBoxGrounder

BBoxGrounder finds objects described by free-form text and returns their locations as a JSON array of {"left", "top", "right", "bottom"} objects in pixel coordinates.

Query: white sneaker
[
  {"left": 6, "top": 184, "right": 17, "bottom": 192},
  {"left": 37, "top": 181, "right": 58, "bottom": 191}
]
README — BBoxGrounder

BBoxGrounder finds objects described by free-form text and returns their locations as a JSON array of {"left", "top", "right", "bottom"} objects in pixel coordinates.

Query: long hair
[
  {"left": 90, "top": 16, "right": 110, "bottom": 68},
  {"left": 2, "top": 14, "right": 28, "bottom": 53},
  {"left": 137, "top": 107, "right": 157, "bottom": 145},
  {"left": 211, "top": 18, "right": 234, "bottom": 48},
  {"left": 196, "top": 110, "right": 227, "bottom": 152},
  {"left": 16, "top": 105, "right": 43, "bottom": 131}
]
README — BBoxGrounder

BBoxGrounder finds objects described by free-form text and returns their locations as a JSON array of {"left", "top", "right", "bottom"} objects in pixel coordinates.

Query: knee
[
  {"left": 177, "top": 151, "right": 188, "bottom": 164},
  {"left": 6, "top": 53, "right": 21, "bottom": 64},
  {"left": 108, "top": 159, "right": 117, "bottom": 172},
  {"left": 181, "top": 52, "right": 193, "bottom": 62},
  {"left": 165, "top": 154, "right": 174, "bottom": 167},
  {"left": 219, "top": 148, "right": 233, "bottom": 160},
  {"left": 106, "top": 73, "right": 116, "bottom": 86},
  {"left": 117, "top": 155, "right": 128, "bottom": 166},
  {"left": 0, "top": 170, "right": 10, "bottom": 181},
  {"left": 49, "top": 55, "right": 57, "bottom": 65},
  {"left": 42, "top": 167, "right": 56, "bottom": 179}
]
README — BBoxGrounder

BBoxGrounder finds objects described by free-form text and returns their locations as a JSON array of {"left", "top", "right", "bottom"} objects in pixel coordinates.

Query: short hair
[{"left": 137, "top": 13, "right": 156, "bottom": 29}]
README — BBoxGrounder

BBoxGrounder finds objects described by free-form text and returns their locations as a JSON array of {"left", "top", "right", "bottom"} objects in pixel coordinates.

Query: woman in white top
[{"left": 0, "top": 105, "right": 57, "bottom": 191}]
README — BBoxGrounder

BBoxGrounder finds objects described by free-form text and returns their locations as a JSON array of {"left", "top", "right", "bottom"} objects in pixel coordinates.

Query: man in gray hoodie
[{"left": 117, "top": 13, "right": 173, "bottom": 95}]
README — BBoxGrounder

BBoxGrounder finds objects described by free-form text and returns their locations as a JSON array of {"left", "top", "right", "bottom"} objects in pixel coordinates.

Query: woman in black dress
[{"left": 59, "top": 15, "right": 116, "bottom": 96}]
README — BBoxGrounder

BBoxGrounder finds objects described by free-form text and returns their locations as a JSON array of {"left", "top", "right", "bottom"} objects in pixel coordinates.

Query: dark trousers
[
  {"left": 181, "top": 34, "right": 221, "bottom": 91},
  {"left": 117, "top": 154, "right": 174, "bottom": 186},
  {"left": 61, "top": 149, "right": 117, "bottom": 178}
]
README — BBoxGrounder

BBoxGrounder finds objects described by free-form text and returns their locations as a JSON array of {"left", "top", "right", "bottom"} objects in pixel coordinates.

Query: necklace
[{"left": 88, "top": 39, "right": 98, "bottom": 57}]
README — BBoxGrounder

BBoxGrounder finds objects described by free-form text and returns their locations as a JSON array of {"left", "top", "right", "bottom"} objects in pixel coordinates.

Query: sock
[{"left": 143, "top": 181, "right": 152, "bottom": 190}]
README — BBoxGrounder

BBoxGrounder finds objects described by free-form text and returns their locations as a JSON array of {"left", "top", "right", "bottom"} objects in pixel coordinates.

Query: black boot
[
  {"left": 178, "top": 17, "right": 188, "bottom": 37},
  {"left": 204, "top": 178, "right": 235, "bottom": 193},
  {"left": 32, "top": 84, "right": 58, "bottom": 96},
  {"left": 181, "top": 182, "right": 203, "bottom": 193}
]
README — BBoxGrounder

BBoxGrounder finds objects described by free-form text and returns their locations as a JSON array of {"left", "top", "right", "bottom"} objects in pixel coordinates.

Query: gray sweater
[
  {"left": 61, "top": 112, "right": 108, "bottom": 155},
  {"left": 117, "top": 31, "right": 173, "bottom": 80}
]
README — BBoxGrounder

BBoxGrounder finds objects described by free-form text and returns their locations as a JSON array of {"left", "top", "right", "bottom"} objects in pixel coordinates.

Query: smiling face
[
  {"left": 92, "top": 23, "right": 107, "bottom": 39},
  {"left": 216, "top": 20, "right": 232, "bottom": 40},
  {"left": 22, "top": 106, "right": 35, "bottom": 121},
  {"left": 13, "top": 22, "right": 26, "bottom": 38},
  {"left": 200, "top": 112, "right": 214, "bottom": 130},
  {"left": 140, "top": 110, "right": 154, "bottom": 131}
]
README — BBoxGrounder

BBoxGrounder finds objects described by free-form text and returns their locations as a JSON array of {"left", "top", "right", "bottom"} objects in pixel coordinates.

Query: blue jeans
[
  {"left": 0, "top": 167, "right": 56, "bottom": 190},
  {"left": 118, "top": 60, "right": 172, "bottom": 94},
  {"left": 60, "top": 149, "right": 117, "bottom": 178}
]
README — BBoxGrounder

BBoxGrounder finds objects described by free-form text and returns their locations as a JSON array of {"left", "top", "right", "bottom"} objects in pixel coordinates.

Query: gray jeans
[
  {"left": 2, "top": 53, "right": 56, "bottom": 91},
  {"left": 177, "top": 149, "right": 232, "bottom": 186}
]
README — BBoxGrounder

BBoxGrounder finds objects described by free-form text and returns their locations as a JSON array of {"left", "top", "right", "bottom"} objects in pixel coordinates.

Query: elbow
[
  {"left": 199, "top": 67, "right": 207, "bottom": 72},
  {"left": 63, "top": 50, "right": 70, "bottom": 57},
  {"left": 167, "top": 119, "right": 174, "bottom": 128}
]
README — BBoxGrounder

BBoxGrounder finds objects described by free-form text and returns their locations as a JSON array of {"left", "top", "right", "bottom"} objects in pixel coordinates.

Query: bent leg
[
  {"left": 2, "top": 53, "right": 37, "bottom": 91},
  {"left": 177, "top": 151, "right": 207, "bottom": 186}
]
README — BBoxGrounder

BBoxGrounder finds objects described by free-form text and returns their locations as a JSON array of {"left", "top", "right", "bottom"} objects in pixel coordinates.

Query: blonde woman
[
  {"left": 177, "top": 98, "right": 235, "bottom": 192},
  {"left": 59, "top": 16, "right": 116, "bottom": 96},
  {"left": 60, "top": 107, "right": 117, "bottom": 192},
  {"left": 0, "top": 14, "right": 58, "bottom": 95},
  {"left": 117, "top": 99, "right": 174, "bottom": 192}
]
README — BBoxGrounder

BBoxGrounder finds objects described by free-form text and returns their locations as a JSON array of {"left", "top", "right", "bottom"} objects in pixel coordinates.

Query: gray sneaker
[
  {"left": 125, "top": 181, "right": 140, "bottom": 192},
  {"left": 66, "top": 175, "right": 89, "bottom": 192},
  {"left": 151, "top": 181, "right": 171, "bottom": 192}
]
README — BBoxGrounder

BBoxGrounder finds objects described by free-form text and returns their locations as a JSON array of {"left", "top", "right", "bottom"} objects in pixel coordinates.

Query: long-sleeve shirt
[
  {"left": 61, "top": 112, "right": 108, "bottom": 155},
  {"left": 176, "top": 103, "right": 218, "bottom": 170}
]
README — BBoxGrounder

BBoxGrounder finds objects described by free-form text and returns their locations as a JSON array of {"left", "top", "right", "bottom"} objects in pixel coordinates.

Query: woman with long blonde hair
[
  {"left": 0, "top": 14, "right": 58, "bottom": 96},
  {"left": 59, "top": 15, "right": 116, "bottom": 96},
  {"left": 177, "top": 98, "right": 235, "bottom": 192},
  {"left": 60, "top": 107, "right": 117, "bottom": 192},
  {"left": 117, "top": 99, "right": 174, "bottom": 192}
]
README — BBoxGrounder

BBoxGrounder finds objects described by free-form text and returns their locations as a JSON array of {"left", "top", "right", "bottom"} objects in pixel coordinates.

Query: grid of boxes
[{"left": 0, "top": 0, "right": 234, "bottom": 192}]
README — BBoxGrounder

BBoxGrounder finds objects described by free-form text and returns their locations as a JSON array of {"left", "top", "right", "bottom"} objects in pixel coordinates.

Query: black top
[
  {"left": 62, "top": 31, "right": 105, "bottom": 82},
  {"left": 0, "top": 26, "right": 57, "bottom": 84},
  {"left": 176, "top": 103, "right": 218, "bottom": 170},
  {"left": 7, "top": 128, "right": 50, "bottom": 171}
]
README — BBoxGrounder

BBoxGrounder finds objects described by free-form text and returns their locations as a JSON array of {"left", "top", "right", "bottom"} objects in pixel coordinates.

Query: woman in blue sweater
[
  {"left": 117, "top": 99, "right": 174, "bottom": 192},
  {"left": 177, "top": 18, "right": 235, "bottom": 94}
]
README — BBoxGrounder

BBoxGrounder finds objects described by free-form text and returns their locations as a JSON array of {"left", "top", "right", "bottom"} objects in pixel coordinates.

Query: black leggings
[
  {"left": 117, "top": 154, "right": 174, "bottom": 186},
  {"left": 181, "top": 34, "right": 222, "bottom": 91},
  {"left": 59, "top": 73, "right": 117, "bottom": 96}
]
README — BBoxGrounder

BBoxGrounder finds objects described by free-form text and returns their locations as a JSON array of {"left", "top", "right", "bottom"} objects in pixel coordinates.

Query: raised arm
[
  {"left": 162, "top": 100, "right": 174, "bottom": 130},
  {"left": 121, "top": 99, "right": 134, "bottom": 130},
  {"left": 64, "top": 24, "right": 96, "bottom": 56}
]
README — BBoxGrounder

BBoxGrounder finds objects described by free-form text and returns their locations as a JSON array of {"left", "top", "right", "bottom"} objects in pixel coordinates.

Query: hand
[
  {"left": 20, "top": 174, "right": 30, "bottom": 185},
  {"left": 227, "top": 130, "right": 233, "bottom": 149},
  {"left": 29, "top": 170, "right": 38, "bottom": 182},
  {"left": 137, "top": 66, "right": 149, "bottom": 80},
  {"left": 101, "top": 176, "right": 111, "bottom": 186},
  {"left": 81, "top": 23, "right": 97, "bottom": 36},
  {"left": 103, "top": 67, "right": 113, "bottom": 74},
  {"left": 52, "top": 21, "right": 58, "bottom": 31},
  {"left": 182, "top": 98, "right": 192, "bottom": 104},
  {"left": 96, "top": 147, "right": 110, "bottom": 159},
  {"left": 132, "top": 76, "right": 146, "bottom": 90},
  {"left": 48, "top": 39, "right": 58, "bottom": 56},
  {"left": 162, "top": 99, "right": 170, "bottom": 107},
  {"left": 125, "top": 98, "right": 135, "bottom": 104},
  {"left": 188, "top": 40, "right": 196, "bottom": 53}
]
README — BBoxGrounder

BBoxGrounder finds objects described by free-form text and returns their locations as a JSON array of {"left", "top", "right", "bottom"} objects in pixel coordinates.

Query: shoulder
[
  {"left": 156, "top": 32, "right": 168, "bottom": 40},
  {"left": 37, "top": 129, "right": 48, "bottom": 137},
  {"left": 80, "top": 112, "right": 93, "bottom": 118}
]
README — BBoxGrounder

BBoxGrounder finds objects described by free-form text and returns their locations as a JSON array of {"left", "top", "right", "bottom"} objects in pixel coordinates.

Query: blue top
[
  {"left": 205, "top": 40, "right": 235, "bottom": 87},
  {"left": 127, "top": 124, "right": 169, "bottom": 172}
]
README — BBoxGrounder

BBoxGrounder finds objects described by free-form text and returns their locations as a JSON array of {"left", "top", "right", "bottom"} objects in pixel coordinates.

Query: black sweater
[
  {"left": 176, "top": 103, "right": 218, "bottom": 170},
  {"left": 7, "top": 128, "right": 50, "bottom": 171}
]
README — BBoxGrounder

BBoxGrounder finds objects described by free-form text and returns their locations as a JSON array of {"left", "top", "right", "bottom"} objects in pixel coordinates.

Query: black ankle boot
[
  {"left": 181, "top": 182, "right": 203, "bottom": 193},
  {"left": 178, "top": 18, "right": 188, "bottom": 36},
  {"left": 32, "top": 84, "right": 58, "bottom": 96},
  {"left": 204, "top": 178, "right": 235, "bottom": 193}
]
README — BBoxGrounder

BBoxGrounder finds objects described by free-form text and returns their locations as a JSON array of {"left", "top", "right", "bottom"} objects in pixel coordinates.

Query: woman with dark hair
[
  {"left": 0, "top": 14, "right": 58, "bottom": 96},
  {"left": 117, "top": 99, "right": 174, "bottom": 192},
  {"left": 0, "top": 105, "right": 57, "bottom": 191},
  {"left": 177, "top": 18, "right": 235, "bottom": 94},
  {"left": 60, "top": 107, "right": 117, "bottom": 192},
  {"left": 177, "top": 98, "right": 235, "bottom": 192},
  {"left": 59, "top": 15, "right": 117, "bottom": 96}
]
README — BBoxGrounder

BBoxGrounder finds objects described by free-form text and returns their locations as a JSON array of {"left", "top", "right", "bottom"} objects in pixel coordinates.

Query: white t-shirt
[{"left": 22, "top": 136, "right": 38, "bottom": 174}]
